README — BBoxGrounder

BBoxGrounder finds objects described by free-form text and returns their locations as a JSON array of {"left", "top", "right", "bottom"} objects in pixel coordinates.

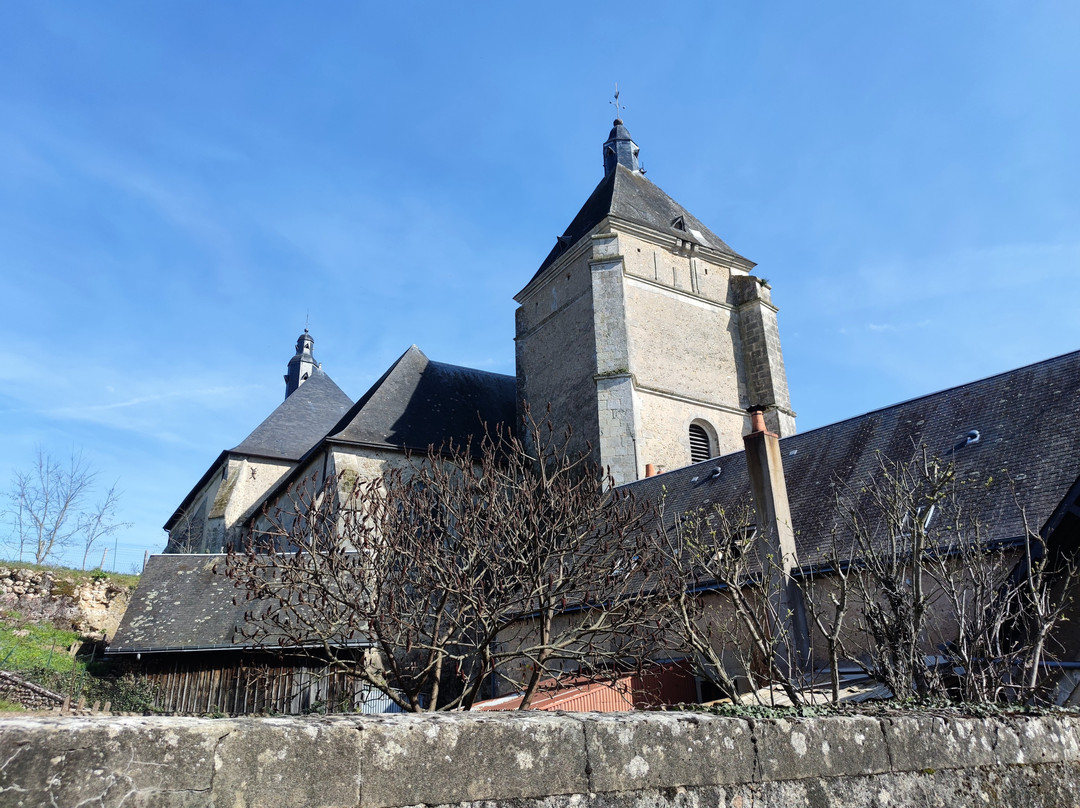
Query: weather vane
[{"left": 610, "top": 83, "right": 626, "bottom": 120}]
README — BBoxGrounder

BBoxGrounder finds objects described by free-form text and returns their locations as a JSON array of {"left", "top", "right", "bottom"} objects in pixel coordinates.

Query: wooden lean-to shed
[{"left": 107, "top": 553, "right": 394, "bottom": 715}]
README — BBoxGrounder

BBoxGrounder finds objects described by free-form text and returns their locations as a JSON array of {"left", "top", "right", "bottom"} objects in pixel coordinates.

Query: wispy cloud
[
  {"left": 865, "top": 319, "right": 930, "bottom": 333},
  {"left": 43, "top": 385, "right": 256, "bottom": 419}
]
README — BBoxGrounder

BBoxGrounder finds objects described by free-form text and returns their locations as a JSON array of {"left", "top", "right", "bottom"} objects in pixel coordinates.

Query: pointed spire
[
  {"left": 603, "top": 118, "right": 640, "bottom": 176},
  {"left": 284, "top": 328, "right": 321, "bottom": 399}
]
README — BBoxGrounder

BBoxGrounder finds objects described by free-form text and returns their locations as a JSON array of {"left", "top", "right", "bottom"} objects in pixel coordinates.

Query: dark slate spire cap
[
  {"left": 284, "top": 328, "right": 321, "bottom": 399},
  {"left": 603, "top": 118, "right": 640, "bottom": 176},
  {"left": 291, "top": 329, "right": 314, "bottom": 359}
]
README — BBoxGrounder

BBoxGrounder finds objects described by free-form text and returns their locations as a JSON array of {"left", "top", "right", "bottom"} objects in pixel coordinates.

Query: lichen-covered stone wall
[{"left": 2, "top": 711, "right": 1079, "bottom": 807}]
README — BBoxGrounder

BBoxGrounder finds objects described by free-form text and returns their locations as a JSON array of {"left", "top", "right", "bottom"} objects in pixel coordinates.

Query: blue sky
[{"left": 1, "top": 2, "right": 1077, "bottom": 572}]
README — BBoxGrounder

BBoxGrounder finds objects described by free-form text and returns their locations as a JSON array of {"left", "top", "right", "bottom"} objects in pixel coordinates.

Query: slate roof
[
  {"left": 525, "top": 164, "right": 750, "bottom": 289},
  {"left": 109, "top": 552, "right": 374, "bottom": 655},
  {"left": 622, "top": 349, "right": 1080, "bottom": 572},
  {"left": 108, "top": 554, "right": 265, "bottom": 653},
  {"left": 164, "top": 369, "right": 353, "bottom": 531},
  {"left": 131, "top": 351, "right": 1080, "bottom": 654},
  {"left": 326, "top": 345, "right": 517, "bottom": 453},
  {"left": 231, "top": 369, "right": 353, "bottom": 461}
]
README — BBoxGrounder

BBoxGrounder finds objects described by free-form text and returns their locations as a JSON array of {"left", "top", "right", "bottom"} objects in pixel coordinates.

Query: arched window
[{"left": 689, "top": 422, "right": 713, "bottom": 464}]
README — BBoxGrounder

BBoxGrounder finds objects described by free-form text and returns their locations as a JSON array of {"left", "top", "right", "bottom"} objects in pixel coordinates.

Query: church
[
  {"left": 164, "top": 117, "right": 795, "bottom": 553},
  {"left": 111, "top": 118, "right": 1080, "bottom": 715}
]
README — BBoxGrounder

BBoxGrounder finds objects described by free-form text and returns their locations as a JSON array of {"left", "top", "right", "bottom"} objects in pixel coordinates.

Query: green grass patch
[
  {"left": 0, "top": 699, "right": 25, "bottom": 712},
  {"left": 0, "top": 621, "right": 83, "bottom": 674}
]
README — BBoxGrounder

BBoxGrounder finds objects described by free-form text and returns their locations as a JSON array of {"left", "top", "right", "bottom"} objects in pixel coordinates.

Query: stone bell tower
[{"left": 514, "top": 118, "right": 795, "bottom": 485}]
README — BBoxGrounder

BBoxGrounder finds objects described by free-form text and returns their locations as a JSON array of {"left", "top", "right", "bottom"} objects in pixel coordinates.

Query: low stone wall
[
  {"left": 1, "top": 711, "right": 1079, "bottom": 807},
  {"left": 0, "top": 670, "right": 64, "bottom": 710}
]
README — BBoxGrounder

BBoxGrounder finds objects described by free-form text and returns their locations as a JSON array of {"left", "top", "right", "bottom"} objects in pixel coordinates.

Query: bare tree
[
  {"left": 800, "top": 540, "right": 855, "bottom": 704},
  {"left": 223, "top": 411, "right": 665, "bottom": 711},
  {"left": 4, "top": 448, "right": 129, "bottom": 567},
  {"left": 653, "top": 499, "right": 806, "bottom": 706},
  {"left": 923, "top": 486, "right": 1075, "bottom": 704},
  {"left": 165, "top": 503, "right": 207, "bottom": 554},
  {"left": 828, "top": 449, "right": 1076, "bottom": 704},
  {"left": 831, "top": 448, "right": 954, "bottom": 699},
  {"left": 78, "top": 483, "right": 128, "bottom": 570},
  {"left": 654, "top": 448, "right": 1076, "bottom": 708}
]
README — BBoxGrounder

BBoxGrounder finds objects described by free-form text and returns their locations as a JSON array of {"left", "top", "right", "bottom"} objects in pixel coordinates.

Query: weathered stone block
[
  {"left": 1010, "top": 715, "right": 1080, "bottom": 765},
  {"left": 0, "top": 716, "right": 226, "bottom": 808},
  {"left": 880, "top": 715, "right": 1035, "bottom": 772},
  {"left": 357, "top": 711, "right": 588, "bottom": 808},
  {"left": 583, "top": 712, "right": 754, "bottom": 792},
  {"left": 751, "top": 716, "right": 890, "bottom": 782},
  {"left": 212, "top": 717, "right": 361, "bottom": 808}
]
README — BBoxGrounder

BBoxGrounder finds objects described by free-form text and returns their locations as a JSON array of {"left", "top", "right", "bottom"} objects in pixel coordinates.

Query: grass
[
  {"left": 0, "top": 615, "right": 83, "bottom": 674},
  {"left": 0, "top": 613, "right": 158, "bottom": 712},
  {"left": 0, "top": 565, "right": 156, "bottom": 712}
]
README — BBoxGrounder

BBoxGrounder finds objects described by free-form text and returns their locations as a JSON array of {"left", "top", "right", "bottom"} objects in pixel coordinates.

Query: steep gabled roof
[
  {"left": 526, "top": 164, "right": 749, "bottom": 289},
  {"left": 164, "top": 369, "right": 352, "bottom": 531},
  {"left": 623, "top": 349, "right": 1080, "bottom": 571},
  {"left": 326, "top": 345, "right": 516, "bottom": 452},
  {"left": 231, "top": 368, "right": 353, "bottom": 461}
]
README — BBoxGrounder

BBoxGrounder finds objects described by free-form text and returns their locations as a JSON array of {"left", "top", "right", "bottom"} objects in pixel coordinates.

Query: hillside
[{"left": 0, "top": 564, "right": 148, "bottom": 712}]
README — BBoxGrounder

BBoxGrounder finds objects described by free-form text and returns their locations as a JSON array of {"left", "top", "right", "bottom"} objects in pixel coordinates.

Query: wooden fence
[{"left": 128, "top": 653, "right": 399, "bottom": 715}]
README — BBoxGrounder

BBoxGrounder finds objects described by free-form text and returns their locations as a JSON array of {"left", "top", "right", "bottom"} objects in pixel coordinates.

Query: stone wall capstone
[{"left": 1, "top": 711, "right": 1080, "bottom": 807}]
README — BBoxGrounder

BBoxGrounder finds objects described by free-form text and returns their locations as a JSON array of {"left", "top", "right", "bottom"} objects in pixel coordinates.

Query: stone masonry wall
[
  {"left": 515, "top": 241, "right": 601, "bottom": 465},
  {"left": 3, "top": 711, "right": 1080, "bottom": 807},
  {"left": 732, "top": 277, "right": 795, "bottom": 437}
]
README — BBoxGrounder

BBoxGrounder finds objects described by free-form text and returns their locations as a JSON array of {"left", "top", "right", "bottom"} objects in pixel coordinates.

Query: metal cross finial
[{"left": 609, "top": 83, "right": 626, "bottom": 120}]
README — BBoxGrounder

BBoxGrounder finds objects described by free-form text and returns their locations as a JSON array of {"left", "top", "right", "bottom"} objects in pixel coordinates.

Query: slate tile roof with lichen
[
  {"left": 108, "top": 554, "right": 258, "bottom": 652},
  {"left": 325, "top": 345, "right": 517, "bottom": 453},
  {"left": 109, "top": 552, "right": 370, "bottom": 653},
  {"left": 527, "top": 163, "right": 749, "bottom": 287},
  {"left": 624, "top": 348, "right": 1080, "bottom": 572}
]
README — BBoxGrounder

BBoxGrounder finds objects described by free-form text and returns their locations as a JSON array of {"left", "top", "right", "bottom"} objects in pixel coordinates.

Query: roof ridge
[
  {"left": 617, "top": 346, "right": 1080, "bottom": 495},
  {"left": 785, "top": 347, "right": 1080, "bottom": 443},
  {"left": 425, "top": 356, "right": 515, "bottom": 380},
  {"left": 325, "top": 345, "right": 428, "bottom": 440},
  {"left": 228, "top": 368, "right": 352, "bottom": 457}
]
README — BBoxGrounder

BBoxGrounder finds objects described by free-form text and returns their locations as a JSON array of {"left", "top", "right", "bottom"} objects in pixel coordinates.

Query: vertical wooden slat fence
[{"left": 126, "top": 653, "right": 393, "bottom": 715}]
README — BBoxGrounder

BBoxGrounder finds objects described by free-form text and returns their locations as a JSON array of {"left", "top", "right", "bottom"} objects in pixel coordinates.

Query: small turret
[
  {"left": 284, "top": 329, "right": 321, "bottom": 399},
  {"left": 603, "top": 118, "right": 640, "bottom": 176}
]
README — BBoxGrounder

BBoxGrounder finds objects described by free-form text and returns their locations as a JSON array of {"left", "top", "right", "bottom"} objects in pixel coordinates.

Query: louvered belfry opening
[{"left": 689, "top": 423, "right": 711, "bottom": 464}]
